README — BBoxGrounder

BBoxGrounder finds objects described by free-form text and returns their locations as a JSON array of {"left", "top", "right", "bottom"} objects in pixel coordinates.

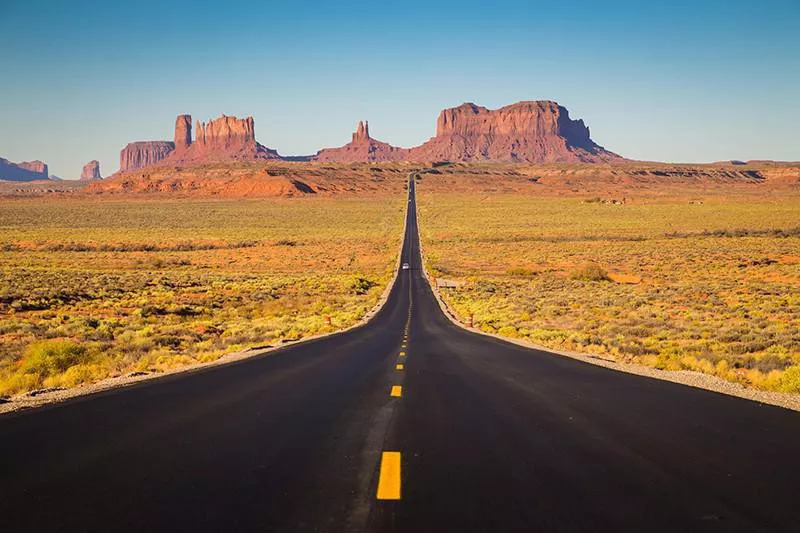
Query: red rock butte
[
  {"left": 406, "top": 101, "right": 620, "bottom": 163},
  {"left": 118, "top": 114, "right": 280, "bottom": 172},
  {"left": 114, "top": 100, "right": 621, "bottom": 172},
  {"left": 80, "top": 160, "right": 102, "bottom": 180}
]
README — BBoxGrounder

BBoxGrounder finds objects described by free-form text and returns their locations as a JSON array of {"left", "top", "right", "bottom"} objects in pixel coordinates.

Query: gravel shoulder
[
  {"left": 0, "top": 196, "right": 410, "bottom": 415},
  {"left": 417, "top": 228, "right": 800, "bottom": 413}
]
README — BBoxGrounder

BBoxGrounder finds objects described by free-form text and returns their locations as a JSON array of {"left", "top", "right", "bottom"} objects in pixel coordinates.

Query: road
[{"left": 2, "top": 178, "right": 800, "bottom": 532}]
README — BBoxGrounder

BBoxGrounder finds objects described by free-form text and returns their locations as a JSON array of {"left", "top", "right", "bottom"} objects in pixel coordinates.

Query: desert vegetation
[
  {"left": 0, "top": 196, "right": 404, "bottom": 396},
  {"left": 417, "top": 190, "right": 800, "bottom": 393}
]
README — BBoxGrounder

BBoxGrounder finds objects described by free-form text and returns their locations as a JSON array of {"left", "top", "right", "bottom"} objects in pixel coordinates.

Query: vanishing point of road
[{"left": 2, "top": 178, "right": 799, "bottom": 532}]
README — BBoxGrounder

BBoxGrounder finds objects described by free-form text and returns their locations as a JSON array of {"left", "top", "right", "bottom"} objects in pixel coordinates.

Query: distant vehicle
[{"left": 402, "top": 263, "right": 410, "bottom": 270}]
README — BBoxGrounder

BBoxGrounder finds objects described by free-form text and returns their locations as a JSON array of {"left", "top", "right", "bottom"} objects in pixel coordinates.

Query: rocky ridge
[
  {"left": 120, "top": 141, "right": 175, "bottom": 172},
  {"left": 0, "top": 158, "right": 50, "bottom": 181}
]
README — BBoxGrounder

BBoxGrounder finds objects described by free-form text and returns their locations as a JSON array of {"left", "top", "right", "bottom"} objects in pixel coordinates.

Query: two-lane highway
[{"left": 2, "top": 178, "right": 800, "bottom": 532}]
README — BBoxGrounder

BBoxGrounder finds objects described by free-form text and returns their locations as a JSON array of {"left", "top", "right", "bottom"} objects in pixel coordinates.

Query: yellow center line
[
  {"left": 376, "top": 451, "right": 401, "bottom": 500},
  {"left": 390, "top": 385, "right": 402, "bottom": 397},
  {"left": 396, "top": 363, "right": 404, "bottom": 370}
]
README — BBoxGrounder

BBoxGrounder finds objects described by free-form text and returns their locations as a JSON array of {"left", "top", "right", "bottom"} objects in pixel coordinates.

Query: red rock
[
  {"left": 0, "top": 157, "right": 49, "bottom": 181},
  {"left": 80, "top": 160, "right": 102, "bottom": 180},
  {"left": 408, "top": 101, "right": 621, "bottom": 163},
  {"left": 315, "top": 121, "right": 408, "bottom": 162},
  {"left": 315, "top": 101, "right": 621, "bottom": 163},
  {"left": 115, "top": 114, "right": 281, "bottom": 174},
  {"left": 119, "top": 141, "right": 175, "bottom": 172},
  {"left": 194, "top": 115, "right": 256, "bottom": 151},
  {"left": 352, "top": 120, "right": 369, "bottom": 143},
  {"left": 174, "top": 114, "right": 192, "bottom": 151},
  {"left": 173, "top": 114, "right": 280, "bottom": 162},
  {"left": 18, "top": 160, "right": 49, "bottom": 176}
]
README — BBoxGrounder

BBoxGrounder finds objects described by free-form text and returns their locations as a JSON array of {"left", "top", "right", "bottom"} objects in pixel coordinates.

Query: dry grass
[
  {"left": 0, "top": 195, "right": 404, "bottom": 396},
  {"left": 417, "top": 190, "right": 800, "bottom": 393}
]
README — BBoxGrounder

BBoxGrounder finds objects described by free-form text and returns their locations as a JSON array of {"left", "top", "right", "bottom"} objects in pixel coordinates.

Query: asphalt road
[{"left": 2, "top": 178, "right": 799, "bottom": 532}]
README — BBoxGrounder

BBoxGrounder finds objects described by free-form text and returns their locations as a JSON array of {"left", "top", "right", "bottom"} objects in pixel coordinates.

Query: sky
[{"left": 1, "top": 0, "right": 798, "bottom": 178}]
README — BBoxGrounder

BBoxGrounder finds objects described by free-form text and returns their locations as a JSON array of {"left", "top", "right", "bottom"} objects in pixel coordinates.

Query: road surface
[{"left": 2, "top": 178, "right": 799, "bottom": 532}]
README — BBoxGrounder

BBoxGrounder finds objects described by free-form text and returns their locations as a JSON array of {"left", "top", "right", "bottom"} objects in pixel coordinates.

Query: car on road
[{"left": 402, "top": 263, "right": 410, "bottom": 270}]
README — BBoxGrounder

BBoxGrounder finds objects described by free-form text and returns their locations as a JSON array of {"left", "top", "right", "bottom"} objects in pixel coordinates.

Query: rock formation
[
  {"left": 0, "top": 158, "right": 49, "bottom": 181},
  {"left": 315, "top": 120, "right": 408, "bottom": 162},
  {"left": 174, "top": 114, "right": 192, "bottom": 151},
  {"left": 112, "top": 101, "right": 621, "bottom": 169},
  {"left": 115, "top": 114, "right": 281, "bottom": 173},
  {"left": 80, "top": 160, "right": 102, "bottom": 180},
  {"left": 119, "top": 141, "right": 175, "bottom": 172},
  {"left": 169, "top": 114, "right": 280, "bottom": 162},
  {"left": 313, "top": 101, "right": 622, "bottom": 163},
  {"left": 18, "top": 160, "right": 49, "bottom": 176},
  {"left": 353, "top": 120, "right": 369, "bottom": 143},
  {"left": 407, "top": 101, "right": 620, "bottom": 163},
  {"left": 194, "top": 115, "right": 256, "bottom": 151}
]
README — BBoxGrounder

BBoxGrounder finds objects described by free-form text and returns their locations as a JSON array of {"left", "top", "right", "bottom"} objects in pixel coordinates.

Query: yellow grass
[
  {"left": 0, "top": 196, "right": 404, "bottom": 396},
  {"left": 417, "top": 190, "right": 800, "bottom": 393}
]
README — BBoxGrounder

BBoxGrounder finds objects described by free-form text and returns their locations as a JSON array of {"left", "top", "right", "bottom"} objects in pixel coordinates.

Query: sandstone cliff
[
  {"left": 174, "top": 114, "right": 280, "bottom": 162},
  {"left": 119, "top": 141, "right": 175, "bottom": 172},
  {"left": 80, "top": 160, "right": 102, "bottom": 180},
  {"left": 315, "top": 120, "right": 408, "bottom": 163},
  {"left": 407, "top": 101, "right": 620, "bottom": 163},
  {"left": 116, "top": 114, "right": 280, "bottom": 173},
  {"left": 0, "top": 158, "right": 49, "bottom": 181},
  {"left": 174, "top": 114, "right": 192, "bottom": 151}
]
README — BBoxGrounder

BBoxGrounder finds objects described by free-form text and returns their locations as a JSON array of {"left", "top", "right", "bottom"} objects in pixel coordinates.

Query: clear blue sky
[{"left": 1, "top": 0, "right": 798, "bottom": 178}]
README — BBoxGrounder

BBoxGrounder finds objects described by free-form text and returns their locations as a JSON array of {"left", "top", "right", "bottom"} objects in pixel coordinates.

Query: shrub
[
  {"left": 19, "top": 340, "right": 89, "bottom": 378},
  {"left": 570, "top": 263, "right": 611, "bottom": 282},
  {"left": 350, "top": 276, "right": 376, "bottom": 295},
  {"left": 780, "top": 366, "right": 800, "bottom": 393},
  {"left": 506, "top": 267, "right": 536, "bottom": 277}
]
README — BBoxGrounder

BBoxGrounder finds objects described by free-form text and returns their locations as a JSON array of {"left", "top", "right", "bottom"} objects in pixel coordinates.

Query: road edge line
[
  {"left": 414, "top": 185, "right": 800, "bottom": 414},
  {"left": 0, "top": 174, "right": 418, "bottom": 415}
]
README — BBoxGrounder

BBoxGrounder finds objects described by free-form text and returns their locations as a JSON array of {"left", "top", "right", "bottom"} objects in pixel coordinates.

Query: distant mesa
[
  {"left": 407, "top": 101, "right": 621, "bottom": 163},
  {"left": 80, "top": 160, "right": 102, "bottom": 180},
  {"left": 117, "top": 114, "right": 281, "bottom": 173},
  {"left": 0, "top": 157, "right": 50, "bottom": 181}
]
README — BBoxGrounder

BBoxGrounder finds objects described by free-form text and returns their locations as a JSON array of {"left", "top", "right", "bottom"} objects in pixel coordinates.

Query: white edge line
[
  {"left": 414, "top": 184, "right": 800, "bottom": 413},
  {"left": 0, "top": 173, "right": 416, "bottom": 414}
]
